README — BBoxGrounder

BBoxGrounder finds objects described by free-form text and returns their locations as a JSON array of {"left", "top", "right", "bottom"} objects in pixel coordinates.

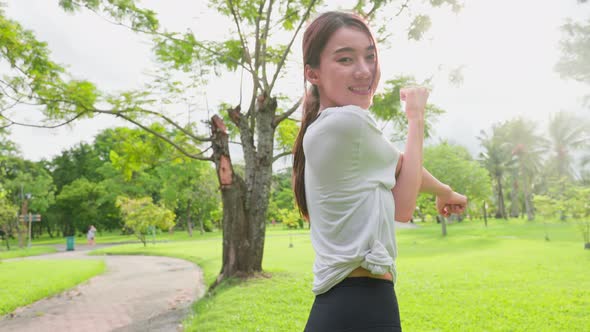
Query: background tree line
[{"left": 0, "top": 126, "right": 221, "bottom": 248}]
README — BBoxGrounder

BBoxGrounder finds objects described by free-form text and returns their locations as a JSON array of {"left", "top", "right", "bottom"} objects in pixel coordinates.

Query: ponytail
[{"left": 292, "top": 84, "right": 320, "bottom": 220}]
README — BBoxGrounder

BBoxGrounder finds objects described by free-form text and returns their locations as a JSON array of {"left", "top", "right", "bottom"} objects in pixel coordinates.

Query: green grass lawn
[
  {"left": 0, "top": 259, "right": 106, "bottom": 315},
  {"left": 0, "top": 246, "right": 57, "bottom": 259},
  {"left": 94, "top": 220, "right": 590, "bottom": 331}
]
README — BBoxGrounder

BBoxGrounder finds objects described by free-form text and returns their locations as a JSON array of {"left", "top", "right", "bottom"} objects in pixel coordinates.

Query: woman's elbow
[{"left": 395, "top": 210, "right": 414, "bottom": 223}]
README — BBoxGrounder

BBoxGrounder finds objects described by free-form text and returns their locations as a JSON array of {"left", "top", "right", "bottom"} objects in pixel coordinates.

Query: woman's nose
[{"left": 353, "top": 60, "right": 372, "bottom": 80}]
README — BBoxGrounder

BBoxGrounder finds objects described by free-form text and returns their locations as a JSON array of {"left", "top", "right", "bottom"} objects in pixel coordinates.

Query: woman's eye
[
  {"left": 366, "top": 54, "right": 376, "bottom": 61},
  {"left": 337, "top": 57, "right": 353, "bottom": 63}
]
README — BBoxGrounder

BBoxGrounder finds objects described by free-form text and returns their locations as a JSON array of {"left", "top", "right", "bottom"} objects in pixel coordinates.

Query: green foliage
[
  {"left": 158, "top": 157, "right": 220, "bottom": 234},
  {"left": 533, "top": 195, "right": 559, "bottom": 220},
  {"left": 0, "top": 157, "right": 56, "bottom": 213},
  {"left": 268, "top": 169, "right": 296, "bottom": 223},
  {"left": 117, "top": 196, "right": 176, "bottom": 246},
  {"left": 275, "top": 118, "right": 299, "bottom": 151},
  {"left": 408, "top": 15, "right": 432, "bottom": 41},
  {"left": 546, "top": 111, "right": 590, "bottom": 179},
  {"left": 556, "top": 18, "right": 590, "bottom": 88},
  {"left": 56, "top": 178, "right": 110, "bottom": 236},
  {"left": 59, "top": 0, "right": 159, "bottom": 31},
  {"left": 104, "top": 126, "right": 169, "bottom": 180},
  {"left": 0, "top": 190, "right": 17, "bottom": 249},
  {"left": 535, "top": 182, "right": 590, "bottom": 246},
  {"left": 49, "top": 142, "right": 104, "bottom": 191},
  {"left": 421, "top": 142, "right": 493, "bottom": 218},
  {"left": 0, "top": 128, "right": 17, "bottom": 155},
  {"left": 278, "top": 208, "right": 301, "bottom": 229},
  {"left": 0, "top": 10, "right": 98, "bottom": 119}
]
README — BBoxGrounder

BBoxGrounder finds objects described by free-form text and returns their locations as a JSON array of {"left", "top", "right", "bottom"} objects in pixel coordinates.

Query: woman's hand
[
  {"left": 400, "top": 87, "right": 429, "bottom": 121},
  {"left": 436, "top": 190, "right": 468, "bottom": 217}
]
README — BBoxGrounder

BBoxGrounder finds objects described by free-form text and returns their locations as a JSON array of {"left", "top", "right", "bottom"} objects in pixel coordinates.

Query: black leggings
[{"left": 304, "top": 277, "right": 401, "bottom": 332}]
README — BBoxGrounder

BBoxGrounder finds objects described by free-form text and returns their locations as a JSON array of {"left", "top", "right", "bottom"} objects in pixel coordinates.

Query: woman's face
[{"left": 306, "top": 26, "right": 379, "bottom": 110}]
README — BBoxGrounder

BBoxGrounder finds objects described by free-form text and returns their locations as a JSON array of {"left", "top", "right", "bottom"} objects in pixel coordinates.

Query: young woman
[{"left": 292, "top": 11, "right": 468, "bottom": 331}]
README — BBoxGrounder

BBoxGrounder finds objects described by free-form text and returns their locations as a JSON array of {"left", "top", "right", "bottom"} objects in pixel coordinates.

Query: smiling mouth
[{"left": 349, "top": 86, "right": 371, "bottom": 95}]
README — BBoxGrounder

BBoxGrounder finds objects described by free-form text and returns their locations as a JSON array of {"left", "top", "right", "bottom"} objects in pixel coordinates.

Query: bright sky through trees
[{"left": 4, "top": 0, "right": 588, "bottom": 162}]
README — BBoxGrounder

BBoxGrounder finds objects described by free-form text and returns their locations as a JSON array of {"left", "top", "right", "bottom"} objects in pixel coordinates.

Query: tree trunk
[
  {"left": 46, "top": 224, "right": 53, "bottom": 238},
  {"left": 186, "top": 199, "right": 193, "bottom": 237},
  {"left": 509, "top": 178, "right": 520, "bottom": 218},
  {"left": 210, "top": 97, "right": 278, "bottom": 285},
  {"left": 1, "top": 224, "right": 9, "bottom": 250},
  {"left": 16, "top": 221, "right": 24, "bottom": 248},
  {"left": 522, "top": 176, "right": 534, "bottom": 221},
  {"left": 439, "top": 215, "right": 447, "bottom": 236},
  {"left": 495, "top": 177, "right": 507, "bottom": 219},
  {"left": 483, "top": 201, "right": 488, "bottom": 227},
  {"left": 199, "top": 214, "right": 205, "bottom": 235}
]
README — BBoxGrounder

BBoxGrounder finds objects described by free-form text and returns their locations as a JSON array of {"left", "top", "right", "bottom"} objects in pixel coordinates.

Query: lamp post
[
  {"left": 25, "top": 193, "right": 32, "bottom": 248},
  {"left": 18, "top": 186, "right": 28, "bottom": 248}
]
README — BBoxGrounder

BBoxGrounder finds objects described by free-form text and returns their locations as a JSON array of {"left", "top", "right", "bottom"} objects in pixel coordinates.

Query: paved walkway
[{"left": 0, "top": 244, "right": 205, "bottom": 332}]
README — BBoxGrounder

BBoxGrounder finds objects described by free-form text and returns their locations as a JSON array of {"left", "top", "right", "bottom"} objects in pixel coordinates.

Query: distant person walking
[{"left": 87, "top": 225, "right": 97, "bottom": 246}]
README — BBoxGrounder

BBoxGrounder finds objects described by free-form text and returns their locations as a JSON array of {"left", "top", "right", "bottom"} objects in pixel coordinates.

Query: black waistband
[{"left": 334, "top": 277, "right": 394, "bottom": 288}]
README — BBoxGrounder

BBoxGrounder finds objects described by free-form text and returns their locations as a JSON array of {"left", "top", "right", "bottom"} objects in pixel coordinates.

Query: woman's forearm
[
  {"left": 392, "top": 119, "right": 424, "bottom": 221},
  {"left": 420, "top": 167, "right": 452, "bottom": 197}
]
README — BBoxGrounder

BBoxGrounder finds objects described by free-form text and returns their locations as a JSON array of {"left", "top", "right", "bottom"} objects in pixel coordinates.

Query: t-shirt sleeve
[
  {"left": 359, "top": 113, "right": 401, "bottom": 189},
  {"left": 303, "top": 109, "right": 364, "bottom": 189}
]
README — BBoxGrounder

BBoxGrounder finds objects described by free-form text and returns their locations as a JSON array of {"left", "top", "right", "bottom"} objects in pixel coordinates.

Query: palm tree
[
  {"left": 547, "top": 111, "right": 590, "bottom": 179},
  {"left": 478, "top": 125, "right": 513, "bottom": 219},
  {"left": 503, "top": 118, "right": 548, "bottom": 221}
]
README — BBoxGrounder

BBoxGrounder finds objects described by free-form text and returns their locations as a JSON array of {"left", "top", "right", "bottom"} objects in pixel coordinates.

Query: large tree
[{"left": 1, "top": 0, "right": 461, "bottom": 282}]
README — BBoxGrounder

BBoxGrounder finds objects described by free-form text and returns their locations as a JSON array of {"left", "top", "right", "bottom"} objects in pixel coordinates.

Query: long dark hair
[{"left": 292, "top": 11, "right": 379, "bottom": 220}]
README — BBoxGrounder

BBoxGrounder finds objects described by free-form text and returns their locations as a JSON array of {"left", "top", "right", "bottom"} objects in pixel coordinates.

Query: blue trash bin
[{"left": 66, "top": 236, "right": 75, "bottom": 251}]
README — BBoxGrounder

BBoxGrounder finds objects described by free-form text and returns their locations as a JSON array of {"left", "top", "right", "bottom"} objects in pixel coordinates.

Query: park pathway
[{"left": 0, "top": 244, "right": 205, "bottom": 332}]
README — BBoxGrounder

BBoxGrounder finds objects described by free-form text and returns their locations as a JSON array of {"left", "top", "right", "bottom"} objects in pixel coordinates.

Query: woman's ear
[{"left": 305, "top": 64, "right": 320, "bottom": 85}]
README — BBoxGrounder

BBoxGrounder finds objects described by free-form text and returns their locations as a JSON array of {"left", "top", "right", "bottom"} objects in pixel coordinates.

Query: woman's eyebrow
[{"left": 332, "top": 45, "right": 376, "bottom": 54}]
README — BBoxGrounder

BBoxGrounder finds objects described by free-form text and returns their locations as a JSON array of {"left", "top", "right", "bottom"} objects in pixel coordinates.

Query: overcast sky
[{"left": 4, "top": 0, "right": 589, "bottom": 165}]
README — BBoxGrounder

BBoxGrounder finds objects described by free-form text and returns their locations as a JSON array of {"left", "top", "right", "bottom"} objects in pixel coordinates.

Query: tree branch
[
  {"left": 394, "top": 0, "right": 412, "bottom": 17},
  {"left": 260, "top": 0, "right": 275, "bottom": 91},
  {"left": 93, "top": 108, "right": 213, "bottom": 161},
  {"left": 227, "top": 0, "right": 254, "bottom": 70},
  {"left": 120, "top": 107, "right": 213, "bottom": 143},
  {"left": 80, "top": 2, "right": 263, "bottom": 82},
  {"left": 269, "top": 0, "right": 317, "bottom": 92},
  {"left": 273, "top": 97, "right": 301, "bottom": 127},
  {"left": 272, "top": 150, "right": 292, "bottom": 163},
  {"left": 249, "top": 0, "right": 266, "bottom": 117},
  {"left": 0, "top": 110, "right": 90, "bottom": 129}
]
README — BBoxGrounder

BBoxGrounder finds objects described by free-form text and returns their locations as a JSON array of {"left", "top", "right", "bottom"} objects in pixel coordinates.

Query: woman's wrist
[{"left": 437, "top": 184, "right": 452, "bottom": 198}]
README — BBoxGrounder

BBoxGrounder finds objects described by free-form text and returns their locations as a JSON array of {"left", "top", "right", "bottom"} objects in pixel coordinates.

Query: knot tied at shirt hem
[{"left": 359, "top": 240, "right": 394, "bottom": 275}]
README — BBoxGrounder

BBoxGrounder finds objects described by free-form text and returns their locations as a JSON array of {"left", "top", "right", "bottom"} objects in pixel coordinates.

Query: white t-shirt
[{"left": 303, "top": 105, "right": 401, "bottom": 295}]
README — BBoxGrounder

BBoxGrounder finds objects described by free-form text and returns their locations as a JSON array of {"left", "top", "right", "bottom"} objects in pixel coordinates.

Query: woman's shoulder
[
  {"left": 320, "top": 105, "right": 370, "bottom": 119},
  {"left": 311, "top": 105, "right": 374, "bottom": 130}
]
